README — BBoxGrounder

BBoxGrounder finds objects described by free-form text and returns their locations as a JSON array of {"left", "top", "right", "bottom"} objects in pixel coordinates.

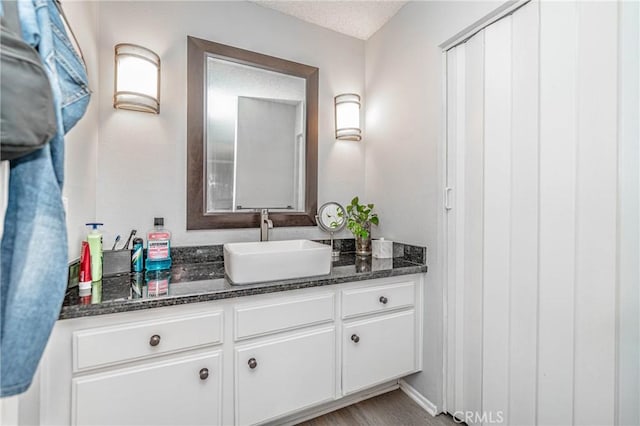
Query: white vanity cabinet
[
  {"left": 69, "top": 311, "right": 224, "bottom": 426},
  {"left": 233, "top": 292, "right": 337, "bottom": 425},
  {"left": 235, "top": 327, "right": 336, "bottom": 425},
  {"left": 341, "top": 281, "right": 419, "bottom": 395},
  {"left": 72, "top": 311, "right": 224, "bottom": 372},
  {"left": 73, "top": 351, "right": 222, "bottom": 426},
  {"left": 24, "top": 275, "right": 423, "bottom": 426},
  {"left": 343, "top": 310, "right": 416, "bottom": 394}
]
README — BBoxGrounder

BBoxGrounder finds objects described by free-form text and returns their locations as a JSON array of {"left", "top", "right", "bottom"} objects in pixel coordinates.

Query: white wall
[
  {"left": 363, "top": 1, "right": 503, "bottom": 409},
  {"left": 96, "top": 1, "right": 364, "bottom": 247},
  {"left": 63, "top": 1, "right": 100, "bottom": 260}
]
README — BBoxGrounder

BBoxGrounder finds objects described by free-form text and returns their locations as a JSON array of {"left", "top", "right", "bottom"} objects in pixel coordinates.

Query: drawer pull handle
[
  {"left": 351, "top": 334, "right": 360, "bottom": 343},
  {"left": 248, "top": 358, "right": 258, "bottom": 369},
  {"left": 199, "top": 368, "right": 209, "bottom": 380},
  {"left": 149, "top": 334, "right": 161, "bottom": 347},
  {"left": 379, "top": 296, "right": 388, "bottom": 304}
]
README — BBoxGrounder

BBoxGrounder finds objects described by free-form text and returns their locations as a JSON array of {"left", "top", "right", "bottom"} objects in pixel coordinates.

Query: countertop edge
[{"left": 59, "top": 264, "right": 427, "bottom": 320}]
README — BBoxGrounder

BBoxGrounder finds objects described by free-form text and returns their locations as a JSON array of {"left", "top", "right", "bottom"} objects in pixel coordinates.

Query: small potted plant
[{"left": 342, "top": 196, "right": 379, "bottom": 256}]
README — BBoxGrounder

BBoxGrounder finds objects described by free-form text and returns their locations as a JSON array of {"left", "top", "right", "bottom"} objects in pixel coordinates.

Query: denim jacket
[
  {"left": 18, "top": 0, "right": 90, "bottom": 183},
  {"left": 1, "top": 0, "right": 90, "bottom": 396}
]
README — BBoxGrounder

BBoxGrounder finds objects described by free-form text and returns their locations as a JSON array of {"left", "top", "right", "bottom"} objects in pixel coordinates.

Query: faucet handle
[{"left": 261, "top": 209, "right": 273, "bottom": 229}]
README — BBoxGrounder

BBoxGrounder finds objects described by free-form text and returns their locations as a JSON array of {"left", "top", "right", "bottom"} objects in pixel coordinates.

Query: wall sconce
[
  {"left": 334, "top": 93, "right": 361, "bottom": 141},
  {"left": 114, "top": 43, "right": 160, "bottom": 114}
]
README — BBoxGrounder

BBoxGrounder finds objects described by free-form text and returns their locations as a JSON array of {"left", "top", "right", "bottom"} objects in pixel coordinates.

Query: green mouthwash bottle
[{"left": 145, "top": 217, "right": 172, "bottom": 271}]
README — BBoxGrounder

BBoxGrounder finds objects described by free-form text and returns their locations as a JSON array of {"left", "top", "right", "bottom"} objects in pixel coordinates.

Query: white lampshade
[
  {"left": 334, "top": 93, "right": 361, "bottom": 141},
  {"left": 114, "top": 43, "right": 160, "bottom": 114}
]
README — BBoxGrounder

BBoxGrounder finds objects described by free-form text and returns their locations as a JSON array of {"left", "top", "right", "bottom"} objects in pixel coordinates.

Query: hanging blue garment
[{"left": 0, "top": 0, "right": 90, "bottom": 397}]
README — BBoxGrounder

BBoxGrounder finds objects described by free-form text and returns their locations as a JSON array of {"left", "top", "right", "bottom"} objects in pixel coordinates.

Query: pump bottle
[{"left": 85, "top": 223, "right": 104, "bottom": 281}]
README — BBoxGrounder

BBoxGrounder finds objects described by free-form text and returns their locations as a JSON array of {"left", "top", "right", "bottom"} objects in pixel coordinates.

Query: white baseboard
[{"left": 399, "top": 379, "right": 439, "bottom": 417}]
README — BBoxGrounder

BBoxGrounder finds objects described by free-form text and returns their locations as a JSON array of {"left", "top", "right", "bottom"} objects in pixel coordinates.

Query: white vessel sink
[{"left": 224, "top": 240, "right": 332, "bottom": 285}]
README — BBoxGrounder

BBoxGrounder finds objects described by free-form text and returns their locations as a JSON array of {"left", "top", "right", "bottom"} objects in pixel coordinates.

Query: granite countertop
[{"left": 61, "top": 241, "right": 427, "bottom": 320}]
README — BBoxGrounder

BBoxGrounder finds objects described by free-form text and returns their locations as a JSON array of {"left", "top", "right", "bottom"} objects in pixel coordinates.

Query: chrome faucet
[{"left": 260, "top": 209, "right": 273, "bottom": 241}]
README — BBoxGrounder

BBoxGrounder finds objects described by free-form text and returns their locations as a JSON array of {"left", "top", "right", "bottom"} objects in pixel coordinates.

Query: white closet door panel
[
  {"left": 482, "top": 15, "right": 512, "bottom": 423},
  {"left": 453, "top": 43, "right": 466, "bottom": 415},
  {"left": 445, "top": 46, "right": 460, "bottom": 413},
  {"left": 447, "top": 1, "right": 623, "bottom": 423},
  {"left": 537, "top": 2, "right": 577, "bottom": 425},
  {"left": 617, "top": 1, "right": 640, "bottom": 425},
  {"left": 462, "top": 31, "right": 485, "bottom": 425},
  {"left": 573, "top": 2, "right": 618, "bottom": 425},
  {"left": 508, "top": 3, "right": 539, "bottom": 426}
]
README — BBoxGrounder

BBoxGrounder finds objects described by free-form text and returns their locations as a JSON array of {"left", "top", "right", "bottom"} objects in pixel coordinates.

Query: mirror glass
[
  {"left": 317, "top": 202, "right": 347, "bottom": 233},
  {"left": 187, "top": 37, "right": 319, "bottom": 230},
  {"left": 206, "top": 57, "right": 306, "bottom": 213}
]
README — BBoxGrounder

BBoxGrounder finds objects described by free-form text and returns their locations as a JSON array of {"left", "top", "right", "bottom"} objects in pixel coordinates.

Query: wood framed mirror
[{"left": 187, "top": 36, "right": 319, "bottom": 229}]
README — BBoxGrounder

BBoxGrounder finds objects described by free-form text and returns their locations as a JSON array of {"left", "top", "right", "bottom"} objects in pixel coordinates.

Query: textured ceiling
[{"left": 253, "top": 1, "right": 408, "bottom": 40}]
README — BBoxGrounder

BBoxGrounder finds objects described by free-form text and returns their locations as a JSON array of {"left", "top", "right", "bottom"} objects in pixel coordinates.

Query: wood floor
[{"left": 297, "top": 390, "right": 460, "bottom": 426}]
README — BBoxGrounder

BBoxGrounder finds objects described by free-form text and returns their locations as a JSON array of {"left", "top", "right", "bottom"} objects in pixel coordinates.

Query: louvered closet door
[
  {"left": 445, "top": 3, "right": 540, "bottom": 425},
  {"left": 446, "top": 1, "right": 619, "bottom": 425},
  {"left": 445, "top": 24, "right": 486, "bottom": 425}
]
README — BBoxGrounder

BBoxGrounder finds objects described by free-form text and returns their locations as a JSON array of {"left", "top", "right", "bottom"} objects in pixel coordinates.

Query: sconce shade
[
  {"left": 114, "top": 43, "right": 160, "bottom": 113},
  {"left": 334, "top": 93, "right": 361, "bottom": 141}
]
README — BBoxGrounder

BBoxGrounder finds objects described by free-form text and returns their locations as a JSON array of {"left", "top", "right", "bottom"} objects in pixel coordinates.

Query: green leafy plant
[{"left": 341, "top": 196, "right": 379, "bottom": 239}]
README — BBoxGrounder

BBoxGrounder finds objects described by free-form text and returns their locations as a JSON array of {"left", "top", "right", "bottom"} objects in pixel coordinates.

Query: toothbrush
[
  {"left": 122, "top": 229, "right": 137, "bottom": 250},
  {"left": 111, "top": 235, "right": 121, "bottom": 251}
]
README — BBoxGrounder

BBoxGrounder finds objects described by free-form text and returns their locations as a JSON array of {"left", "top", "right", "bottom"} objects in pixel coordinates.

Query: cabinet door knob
[
  {"left": 351, "top": 334, "right": 360, "bottom": 343},
  {"left": 248, "top": 358, "right": 258, "bottom": 369},
  {"left": 199, "top": 368, "right": 209, "bottom": 380},
  {"left": 379, "top": 296, "right": 388, "bottom": 304},
  {"left": 149, "top": 334, "right": 161, "bottom": 347}
]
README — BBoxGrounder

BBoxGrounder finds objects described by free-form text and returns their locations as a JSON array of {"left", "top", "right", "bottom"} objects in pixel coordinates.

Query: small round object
[
  {"left": 149, "top": 335, "right": 161, "bottom": 347},
  {"left": 379, "top": 296, "right": 388, "bottom": 305},
  {"left": 248, "top": 358, "right": 258, "bottom": 369},
  {"left": 199, "top": 368, "right": 209, "bottom": 380},
  {"left": 317, "top": 202, "right": 347, "bottom": 233},
  {"left": 351, "top": 334, "right": 360, "bottom": 343}
]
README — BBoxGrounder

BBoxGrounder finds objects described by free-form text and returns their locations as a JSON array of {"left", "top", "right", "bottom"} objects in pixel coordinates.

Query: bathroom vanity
[{"left": 22, "top": 244, "right": 426, "bottom": 426}]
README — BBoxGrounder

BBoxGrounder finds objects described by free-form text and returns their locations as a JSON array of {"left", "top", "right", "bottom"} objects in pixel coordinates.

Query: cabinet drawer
[
  {"left": 343, "top": 310, "right": 416, "bottom": 394},
  {"left": 342, "top": 281, "right": 415, "bottom": 319},
  {"left": 234, "top": 292, "right": 334, "bottom": 341},
  {"left": 73, "top": 311, "right": 223, "bottom": 371},
  {"left": 72, "top": 351, "right": 222, "bottom": 426},
  {"left": 235, "top": 327, "right": 336, "bottom": 425}
]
